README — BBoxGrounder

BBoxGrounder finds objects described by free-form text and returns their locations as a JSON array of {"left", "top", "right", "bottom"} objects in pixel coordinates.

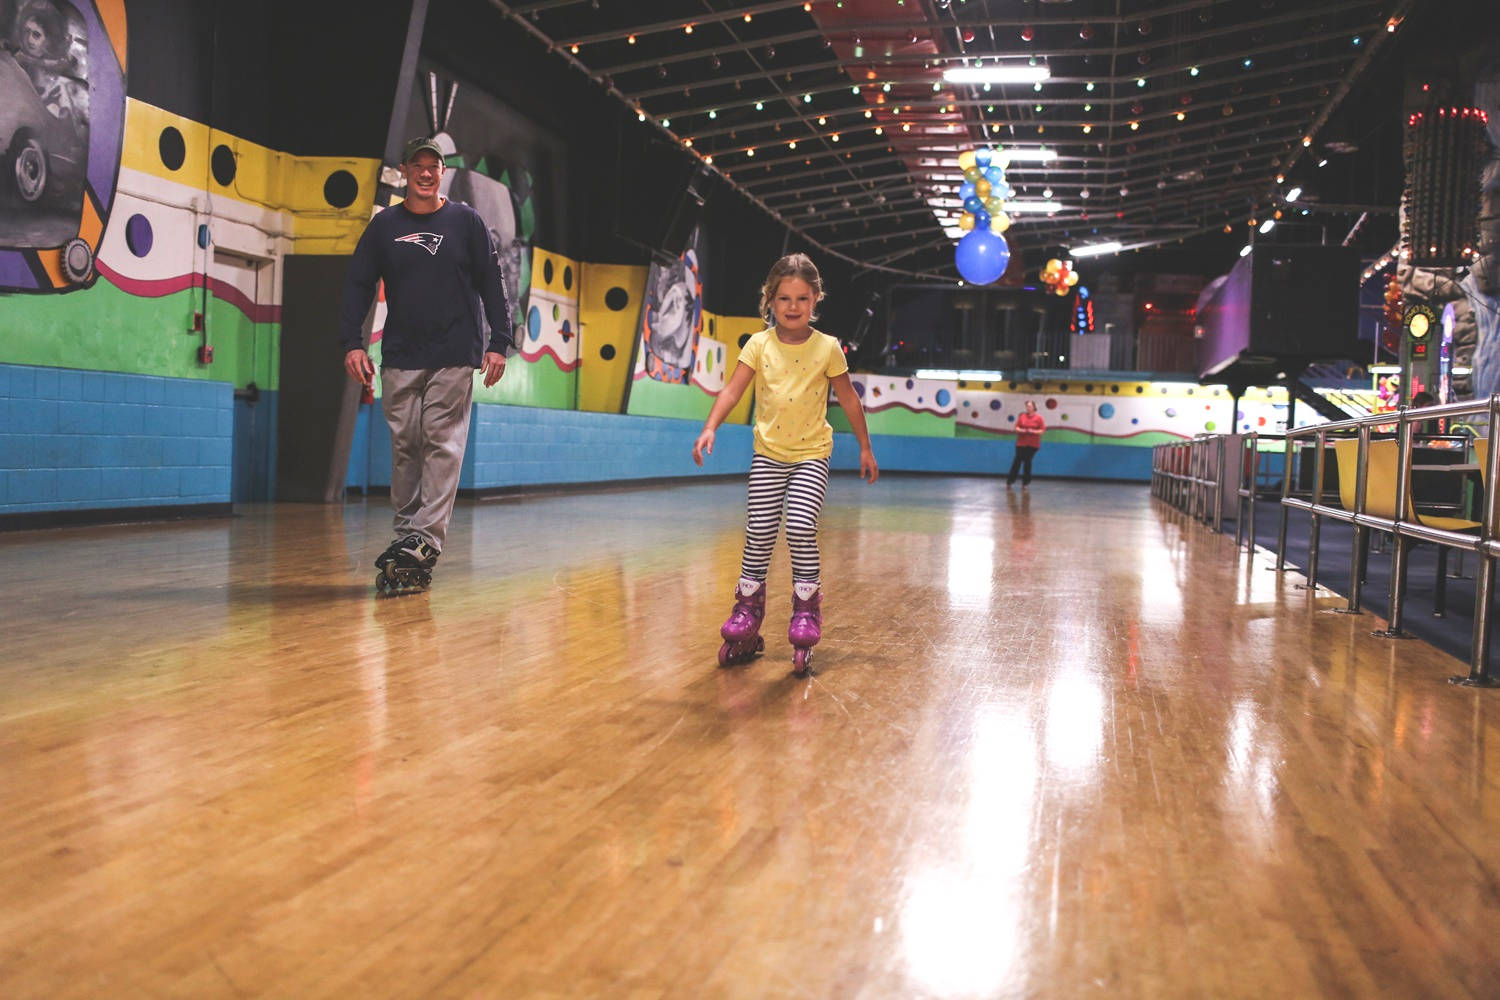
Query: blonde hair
[{"left": 758, "top": 253, "right": 824, "bottom": 325}]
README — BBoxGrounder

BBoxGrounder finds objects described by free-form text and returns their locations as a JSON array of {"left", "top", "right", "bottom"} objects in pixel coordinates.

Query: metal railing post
[
  {"left": 1274, "top": 433, "right": 1293, "bottom": 571},
  {"left": 1337, "top": 424, "right": 1369, "bottom": 615},
  {"left": 1455, "top": 395, "right": 1500, "bottom": 686},
  {"left": 1247, "top": 438, "right": 1260, "bottom": 553},
  {"left": 1213, "top": 435, "right": 1226, "bottom": 533},
  {"left": 1235, "top": 436, "right": 1248, "bottom": 547},
  {"left": 1374, "top": 408, "right": 1415, "bottom": 639},
  {"left": 1302, "top": 428, "right": 1327, "bottom": 591}
]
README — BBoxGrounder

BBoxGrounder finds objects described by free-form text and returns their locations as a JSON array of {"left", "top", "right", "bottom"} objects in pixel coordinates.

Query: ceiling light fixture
[
  {"left": 1072, "top": 241, "right": 1122, "bottom": 258},
  {"left": 942, "top": 65, "right": 1051, "bottom": 84}
]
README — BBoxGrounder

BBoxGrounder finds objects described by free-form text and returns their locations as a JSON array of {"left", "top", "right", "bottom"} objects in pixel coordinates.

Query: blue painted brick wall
[
  {"left": 0, "top": 363, "right": 233, "bottom": 515},
  {"left": 346, "top": 400, "right": 1153, "bottom": 490}
]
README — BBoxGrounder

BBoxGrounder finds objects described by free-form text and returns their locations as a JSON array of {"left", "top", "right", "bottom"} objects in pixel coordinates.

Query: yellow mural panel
[
  {"left": 578, "top": 262, "right": 647, "bottom": 414},
  {"left": 705, "top": 312, "right": 763, "bottom": 425},
  {"left": 121, "top": 101, "right": 378, "bottom": 253},
  {"left": 523, "top": 247, "right": 582, "bottom": 373}
]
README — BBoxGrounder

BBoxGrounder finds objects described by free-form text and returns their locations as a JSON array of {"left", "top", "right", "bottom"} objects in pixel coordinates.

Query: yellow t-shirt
[{"left": 737, "top": 328, "right": 849, "bottom": 462}]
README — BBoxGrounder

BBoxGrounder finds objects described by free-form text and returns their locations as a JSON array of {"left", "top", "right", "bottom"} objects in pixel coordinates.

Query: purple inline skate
[
  {"left": 788, "top": 580, "right": 822, "bottom": 675},
  {"left": 718, "top": 579, "right": 766, "bottom": 667}
]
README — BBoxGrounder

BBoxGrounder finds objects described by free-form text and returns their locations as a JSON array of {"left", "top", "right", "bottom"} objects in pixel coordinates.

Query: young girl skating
[{"left": 692, "top": 254, "right": 878, "bottom": 675}]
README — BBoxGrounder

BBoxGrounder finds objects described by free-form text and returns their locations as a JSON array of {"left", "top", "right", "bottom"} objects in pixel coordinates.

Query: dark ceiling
[{"left": 487, "top": 0, "right": 1487, "bottom": 280}]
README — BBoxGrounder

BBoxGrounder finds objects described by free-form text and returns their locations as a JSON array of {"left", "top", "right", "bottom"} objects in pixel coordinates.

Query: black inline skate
[{"left": 375, "top": 533, "right": 438, "bottom": 595}]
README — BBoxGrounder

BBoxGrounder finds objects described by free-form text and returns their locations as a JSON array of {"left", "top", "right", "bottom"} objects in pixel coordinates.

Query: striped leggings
[{"left": 739, "top": 454, "right": 831, "bottom": 582}]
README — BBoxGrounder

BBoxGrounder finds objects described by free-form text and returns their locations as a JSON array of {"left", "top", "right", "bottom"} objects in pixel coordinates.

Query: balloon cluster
[
  {"left": 1041, "top": 257, "right": 1080, "bottom": 296},
  {"left": 953, "top": 147, "right": 1013, "bottom": 285},
  {"left": 1381, "top": 273, "right": 1403, "bottom": 355}
]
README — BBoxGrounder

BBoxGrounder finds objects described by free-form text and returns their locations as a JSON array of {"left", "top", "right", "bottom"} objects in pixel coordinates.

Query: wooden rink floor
[{"left": 2, "top": 477, "right": 1500, "bottom": 998}]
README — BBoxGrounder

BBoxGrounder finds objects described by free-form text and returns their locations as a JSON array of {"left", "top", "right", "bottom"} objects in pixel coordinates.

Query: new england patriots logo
[{"left": 394, "top": 233, "right": 444, "bottom": 255}]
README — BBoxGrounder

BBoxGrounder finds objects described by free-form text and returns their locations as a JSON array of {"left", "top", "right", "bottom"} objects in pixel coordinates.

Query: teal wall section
[
  {"left": 1, "top": 362, "right": 233, "bottom": 517},
  {"left": 346, "top": 401, "right": 1154, "bottom": 493}
]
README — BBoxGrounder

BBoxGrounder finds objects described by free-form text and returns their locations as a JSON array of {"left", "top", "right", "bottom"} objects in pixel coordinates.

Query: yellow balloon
[
  {"left": 958, "top": 149, "right": 977, "bottom": 171},
  {"left": 1045, "top": 257, "right": 1062, "bottom": 272},
  {"left": 990, "top": 212, "right": 1011, "bottom": 233},
  {"left": 1055, "top": 285, "right": 1070, "bottom": 296},
  {"left": 974, "top": 178, "right": 991, "bottom": 198},
  {"left": 1066, "top": 271, "right": 1079, "bottom": 286},
  {"left": 959, "top": 212, "right": 976, "bottom": 231}
]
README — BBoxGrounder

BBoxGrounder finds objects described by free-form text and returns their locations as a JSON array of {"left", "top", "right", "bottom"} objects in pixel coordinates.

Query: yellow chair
[{"left": 1331, "top": 438, "right": 1480, "bottom": 616}]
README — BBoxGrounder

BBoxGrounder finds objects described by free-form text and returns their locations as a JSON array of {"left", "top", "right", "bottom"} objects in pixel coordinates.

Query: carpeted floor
[{"left": 1240, "top": 498, "right": 1491, "bottom": 670}]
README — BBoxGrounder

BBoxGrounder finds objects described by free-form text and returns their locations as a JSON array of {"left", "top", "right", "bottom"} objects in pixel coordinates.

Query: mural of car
[{"left": 0, "top": 48, "right": 86, "bottom": 206}]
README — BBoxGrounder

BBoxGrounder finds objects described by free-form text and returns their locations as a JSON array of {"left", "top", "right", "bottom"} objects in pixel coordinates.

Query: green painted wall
[
  {"left": 625, "top": 376, "right": 715, "bottom": 421},
  {"left": 830, "top": 405, "right": 953, "bottom": 438},
  {"left": 477, "top": 355, "right": 574, "bottom": 408},
  {"left": 956, "top": 425, "right": 1181, "bottom": 447},
  {"left": 0, "top": 281, "right": 278, "bottom": 389}
]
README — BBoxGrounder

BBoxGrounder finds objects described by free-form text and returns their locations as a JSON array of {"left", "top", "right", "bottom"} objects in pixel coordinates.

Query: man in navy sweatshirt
[{"left": 341, "top": 136, "right": 511, "bottom": 587}]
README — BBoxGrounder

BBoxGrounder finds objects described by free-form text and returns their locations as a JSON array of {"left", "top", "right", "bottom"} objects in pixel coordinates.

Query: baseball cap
[{"left": 401, "top": 136, "right": 444, "bottom": 164}]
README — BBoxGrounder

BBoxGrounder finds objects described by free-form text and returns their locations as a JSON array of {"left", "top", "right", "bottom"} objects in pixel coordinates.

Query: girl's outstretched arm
[
  {"left": 830, "top": 372, "right": 878, "bottom": 483},
  {"left": 693, "top": 362, "right": 756, "bottom": 465}
]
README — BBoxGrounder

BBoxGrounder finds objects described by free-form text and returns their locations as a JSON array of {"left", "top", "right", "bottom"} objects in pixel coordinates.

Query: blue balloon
[
  {"left": 975, "top": 147, "right": 993, "bottom": 168},
  {"left": 963, "top": 195, "right": 984, "bottom": 214},
  {"left": 984, "top": 165, "right": 1004, "bottom": 186},
  {"left": 958, "top": 181, "right": 976, "bottom": 201},
  {"left": 954, "top": 230, "right": 1011, "bottom": 285},
  {"left": 972, "top": 209, "right": 990, "bottom": 229}
]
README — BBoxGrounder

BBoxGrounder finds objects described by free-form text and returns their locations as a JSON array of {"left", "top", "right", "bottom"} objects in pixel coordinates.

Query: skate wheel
[
  {"left": 375, "top": 572, "right": 389, "bottom": 594},
  {"left": 792, "top": 647, "right": 813, "bottom": 676},
  {"left": 718, "top": 642, "right": 733, "bottom": 668}
]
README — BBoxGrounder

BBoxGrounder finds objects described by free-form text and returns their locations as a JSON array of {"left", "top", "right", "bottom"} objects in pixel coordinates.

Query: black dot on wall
[
  {"left": 738, "top": 333, "right": 753, "bottom": 348},
  {"left": 563, "top": 265, "right": 573, "bottom": 290},
  {"left": 323, "top": 170, "right": 358, "bottom": 208},
  {"left": 158, "top": 127, "right": 186, "bottom": 171},
  {"left": 600, "top": 343, "right": 616, "bottom": 361},
  {"left": 543, "top": 258, "right": 554, "bottom": 284},
  {"left": 1111, "top": 385, "right": 1120, "bottom": 393},
  {"left": 709, "top": 318, "right": 717, "bottom": 336},
  {"left": 211, "top": 145, "right": 237, "bottom": 186},
  {"left": 604, "top": 286, "right": 629, "bottom": 311}
]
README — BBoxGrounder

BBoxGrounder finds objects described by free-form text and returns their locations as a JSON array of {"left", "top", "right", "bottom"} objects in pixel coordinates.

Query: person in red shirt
[{"left": 1007, "top": 399, "right": 1046, "bottom": 489}]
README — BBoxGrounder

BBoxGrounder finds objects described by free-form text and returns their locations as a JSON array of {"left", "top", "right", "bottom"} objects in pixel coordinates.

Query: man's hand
[
  {"left": 344, "top": 349, "right": 374, "bottom": 387},
  {"left": 860, "top": 447, "right": 879, "bottom": 484},
  {"left": 482, "top": 352, "right": 507, "bottom": 388}
]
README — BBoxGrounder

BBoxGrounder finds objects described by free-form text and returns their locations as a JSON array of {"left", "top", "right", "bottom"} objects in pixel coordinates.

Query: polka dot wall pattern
[
  {"left": 124, "top": 215, "right": 153, "bottom": 257},
  {"left": 323, "top": 170, "right": 358, "bottom": 209},
  {"left": 158, "top": 127, "right": 185, "bottom": 171},
  {"left": 211, "top": 145, "right": 237, "bottom": 187}
]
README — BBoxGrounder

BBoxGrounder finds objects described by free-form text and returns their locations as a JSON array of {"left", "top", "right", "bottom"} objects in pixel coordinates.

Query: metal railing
[
  {"left": 1274, "top": 396, "right": 1500, "bottom": 687},
  {"left": 1151, "top": 434, "right": 1229, "bottom": 531},
  {"left": 1234, "top": 433, "right": 1283, "bottom": 553}
]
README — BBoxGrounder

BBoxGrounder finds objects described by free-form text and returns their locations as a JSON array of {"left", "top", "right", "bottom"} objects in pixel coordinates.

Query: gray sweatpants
[{"left": 380, "top": 366, "right": 474, "bottom": 552}]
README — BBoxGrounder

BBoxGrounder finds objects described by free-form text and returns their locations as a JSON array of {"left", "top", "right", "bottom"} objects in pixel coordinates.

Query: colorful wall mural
[
  {"left": 623, "top": 232, "right": 755, "bottom": 424},
  {"left": 0, "top": 0, "right": 125, "bottom": 294},
  {"left": 830, "top": 377, "right": 1378, "bottom": 444}
]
